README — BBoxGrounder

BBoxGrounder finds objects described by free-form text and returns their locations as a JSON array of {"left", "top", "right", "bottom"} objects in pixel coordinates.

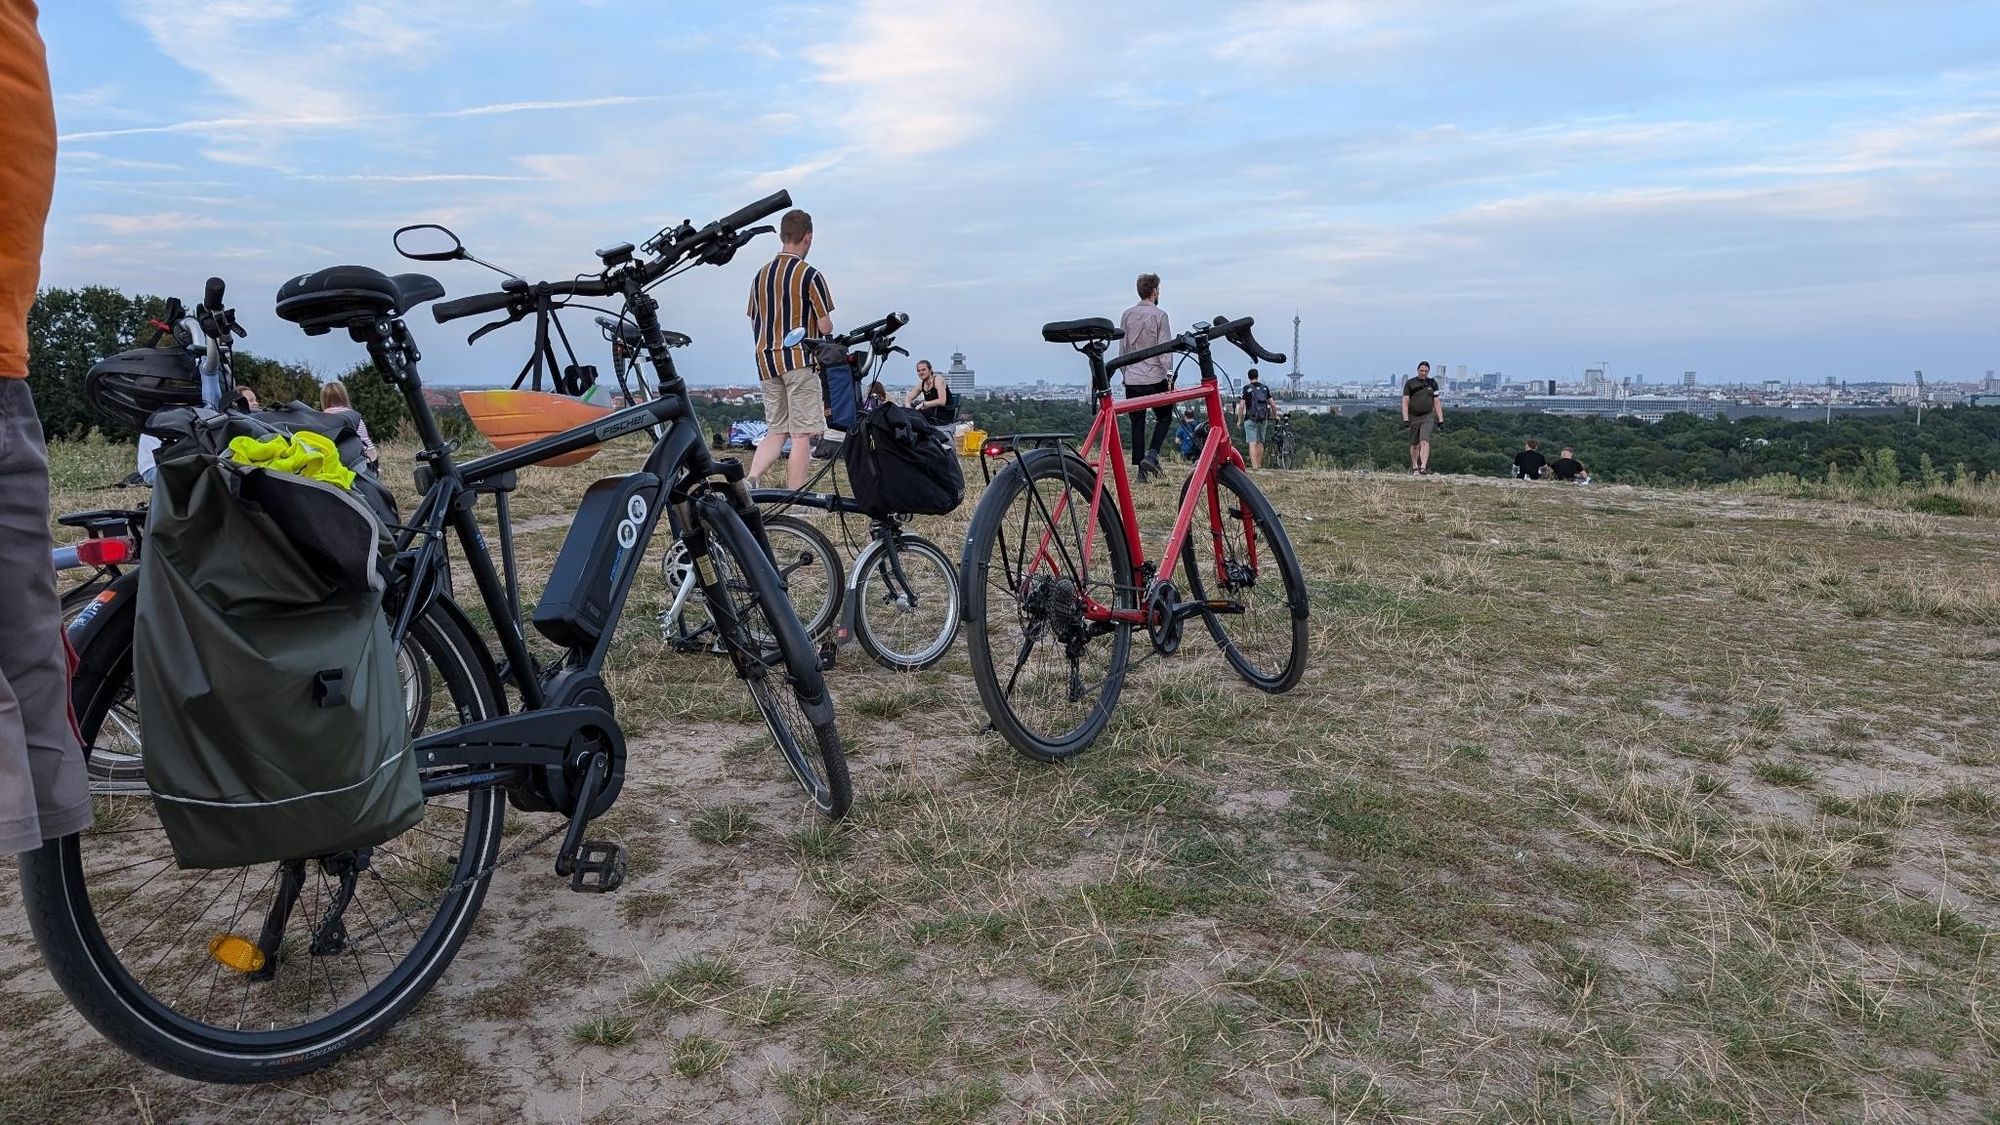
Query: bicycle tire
[
  {"left": 1179, "top": 462, "right": 1309, "bottom": 692},
  {"left": 662, "top": 513, "right": 843, "bottom": 645},
  {"left": 961, "top": 450, "right": 1134, "bottom": 762},
  {"left": 692, "top": 495, "right": 851, "bottom": 818},
  {"left": 60, "top": 570, "right": 117, "bottom": 624},
  {"left": 853, "top": 534, "right": 960, "bottom": 672},
  {"left": 19, "top": 600, "right": 507, "bottom": 1084}
]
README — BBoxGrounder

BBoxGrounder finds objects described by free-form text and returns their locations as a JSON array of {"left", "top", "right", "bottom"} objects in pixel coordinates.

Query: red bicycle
[{"left": 960, "top": 315, "right": 1309, "bottom": 760}]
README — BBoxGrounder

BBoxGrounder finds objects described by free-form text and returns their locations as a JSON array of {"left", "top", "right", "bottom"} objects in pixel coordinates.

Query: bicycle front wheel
[
  {"left": 693, "top": 496, "right": 851, "bottom": 818},
  {"left": 961, "top": 451, "right": 1134, "bottom": 762},
  {"left": 1180, "top": 462, "right": 1309, "bottom": 692},
  {"left": 19, "top": 600, "right": 507, "bottom": 1084},
  {"left": 854, "top": 534, "right": 960, "bottom": 671},
  {"left": 664, "top": 513, "right": 843, "bottom": 646}
]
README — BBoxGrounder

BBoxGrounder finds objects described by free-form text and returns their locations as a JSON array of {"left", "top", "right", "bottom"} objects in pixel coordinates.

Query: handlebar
[
  {"left": 1105, "top": 336, "right": 1184, "bottom": 373},
  {"left": 433, "top": 289, "right": 519, "bottom": 324},
  {"left": 1211, "top": 315, "right": 1285, "bottom": 364},
  {"left": 434, "top": 191, "right": 791, "bottom": 329},
  {"left": 204, "top": 277, "right": 225, "bottom": 312},
  {"left": 716, "top": 190, "right": 792, "bottom": 234},
  {"left": 1104, "top": 315, "right": 1286, "bottom": 373}
]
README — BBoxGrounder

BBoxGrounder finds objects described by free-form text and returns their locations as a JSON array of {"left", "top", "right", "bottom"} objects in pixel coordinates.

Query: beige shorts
[{"left": 762, "top": 367, "right": 824, "bottom": 435}]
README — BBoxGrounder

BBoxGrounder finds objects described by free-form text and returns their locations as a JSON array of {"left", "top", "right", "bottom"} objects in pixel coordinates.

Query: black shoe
[{"left": 1142, "top": 453, "right": 1163, "bottom": 480}]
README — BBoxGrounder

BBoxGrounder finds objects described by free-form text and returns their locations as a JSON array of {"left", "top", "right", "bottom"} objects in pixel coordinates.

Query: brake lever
[
  {"left": 466, "top": 312, "right": 523, "bottom": 346},
  {"left": 888, "top": 345, "right": 909, "bottom": 357}
]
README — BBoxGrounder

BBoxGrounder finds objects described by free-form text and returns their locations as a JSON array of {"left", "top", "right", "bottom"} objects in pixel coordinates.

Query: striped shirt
[{"left": 747, "top": 252, "right": 834, "bottom": 381}]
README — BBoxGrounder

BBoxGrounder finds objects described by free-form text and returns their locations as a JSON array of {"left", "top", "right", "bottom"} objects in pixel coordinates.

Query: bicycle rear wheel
[
  {"left": 1179, "top": 462, "right": 1309, "bottom": 692},
  {"left": 19, "top": 601, "right": 507, "bottom": 1083},
  {"left": 961, "top": 451, "right": 1134, "bottom": 761},
  {"left": 853, "top": 534, "right": 960, "bottom": 671},
  {"left": 692, "top": 496, "right": 851, "bottom": 818}
]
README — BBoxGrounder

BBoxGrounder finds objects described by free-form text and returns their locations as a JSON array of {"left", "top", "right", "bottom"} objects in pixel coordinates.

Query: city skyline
[{"left": 37, "top": 1, "right": 2000, "bottom": 389}]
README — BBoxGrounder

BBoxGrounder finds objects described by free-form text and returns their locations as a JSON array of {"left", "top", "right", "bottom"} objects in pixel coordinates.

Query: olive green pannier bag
[{"left": 136, "top": 417, "right": 419, "bottom": 869}]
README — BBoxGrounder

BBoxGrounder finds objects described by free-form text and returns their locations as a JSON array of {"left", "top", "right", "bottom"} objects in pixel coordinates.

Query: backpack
[
  {"left": 843, "top": 402, "right": 964, "bottom": 518},
  {"left": 815, "top": 340, "right": 860, "bottom": 433},
  {"left": 1406, "top": 378, "right": 1436, "bottom": 417},
  {"left": 1245, "top": 382, "right": 1274, "bottom": 422},
  {"left": 134, "top": 409, "right": 419, "bottom": 869}
]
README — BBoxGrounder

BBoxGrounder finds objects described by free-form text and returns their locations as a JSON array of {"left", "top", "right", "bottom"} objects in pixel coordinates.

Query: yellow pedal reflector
[{"left": 209, "top": 934, "right": 266, "bottom": 974}]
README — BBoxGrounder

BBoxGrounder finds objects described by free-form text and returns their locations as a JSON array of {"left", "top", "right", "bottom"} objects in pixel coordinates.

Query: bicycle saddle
[
  {"left": 595, "top": 315, "right": 690, "bottom": 348},
  {"left": 1041, "top": 317, "right": 1122, "bottom": 344},
  {"left": 276, "top": 266, "right": 446, "bottom": 334}
]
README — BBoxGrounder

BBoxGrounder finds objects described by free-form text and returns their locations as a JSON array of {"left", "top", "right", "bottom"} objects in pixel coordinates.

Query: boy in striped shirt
[{"left": 746, "top": 209, "right": 835, "bottom": 489}]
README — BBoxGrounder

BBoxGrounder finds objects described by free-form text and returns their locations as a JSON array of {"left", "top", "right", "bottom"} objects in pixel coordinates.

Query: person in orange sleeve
[{"left": 1, "top": 0, "right": 92, "bottom": 854}]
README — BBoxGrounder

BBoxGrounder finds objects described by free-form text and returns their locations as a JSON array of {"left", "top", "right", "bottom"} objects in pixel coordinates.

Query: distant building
[
  {"left": 1762, "top": 380, "right": 1783, "bottom": 395},
  {"left": 945, "top": 351, "right": 975, "bottom": 399},
  {"left": 1683, "top": 370, "right": 1698, "bottom": 388},
  {"left": 1480, "top": 371, "right": 1502, "bottom": 392}
]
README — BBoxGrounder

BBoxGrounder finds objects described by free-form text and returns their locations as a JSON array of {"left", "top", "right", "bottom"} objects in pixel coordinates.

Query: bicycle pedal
[
  {"left": 1201, "top": 599, "right": 1245, "bottom": 614},
  {"left": 817, "top": 641, "right": 838, "bottom": 671},
  {"left": 569, "top": 840, "right": 627, "bottom": 893}
]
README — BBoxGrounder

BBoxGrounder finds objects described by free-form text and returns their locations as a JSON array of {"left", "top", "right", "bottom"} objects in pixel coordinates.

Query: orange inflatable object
[{"left": 458, "top": 389, "right": 611, "bottom": 467}]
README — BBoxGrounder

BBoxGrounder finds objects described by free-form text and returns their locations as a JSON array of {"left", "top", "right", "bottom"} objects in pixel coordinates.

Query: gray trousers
[{"left": 0, "top": 378, "right": 90, "bottom": 852}]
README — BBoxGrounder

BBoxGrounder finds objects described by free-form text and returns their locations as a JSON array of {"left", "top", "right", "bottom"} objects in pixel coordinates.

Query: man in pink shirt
[{"left": 1117, "top": 273, "right": 1173, "bottom": 482}]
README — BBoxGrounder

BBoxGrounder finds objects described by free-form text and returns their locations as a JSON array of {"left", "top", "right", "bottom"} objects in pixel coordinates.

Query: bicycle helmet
[{"left": 84, "top": 346, "right": 202, "bottom": 430}]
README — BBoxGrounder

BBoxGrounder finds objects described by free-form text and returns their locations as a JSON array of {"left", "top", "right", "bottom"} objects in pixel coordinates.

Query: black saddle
[
  {"left": 1042, "top": 317, "right": 1122, "bottom": 344},
  {"left": 595, "top": 316, "right": 689, "bottom": 349},
  {"left": 276, "top": 266, "right": 445, "bottom": 335}
]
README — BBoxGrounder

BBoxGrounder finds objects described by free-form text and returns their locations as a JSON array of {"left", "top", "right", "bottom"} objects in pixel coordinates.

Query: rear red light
[
  {"left": 75, "top": 537, "right": 133, "bottom": 567},
  {"left": 983, "top": 444, "right": 1004, "bottom": 458}
]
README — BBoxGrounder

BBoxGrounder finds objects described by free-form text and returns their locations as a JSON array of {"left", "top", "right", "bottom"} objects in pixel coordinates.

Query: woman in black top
[{"left": 906, "top": 359, "right": 954, "bottom": 424}]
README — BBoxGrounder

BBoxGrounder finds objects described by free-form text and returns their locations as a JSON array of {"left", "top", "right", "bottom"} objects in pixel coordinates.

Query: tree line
[
  {"left": 31, "top": 284, "right": 1994, "bottom": 489},
  {"left": 953, "top": 397, "right": 2000, "bottom": 485}
]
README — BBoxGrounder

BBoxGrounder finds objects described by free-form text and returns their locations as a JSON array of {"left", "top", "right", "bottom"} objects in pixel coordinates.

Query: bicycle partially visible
[
  {"left": 20, "top": 191, "right": 846, "bottom": 1084},
  {"left": 960, "top": 314, "right": 1310, "bottom": 760}
]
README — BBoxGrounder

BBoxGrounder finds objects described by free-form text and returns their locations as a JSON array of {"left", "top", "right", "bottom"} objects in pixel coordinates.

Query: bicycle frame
[{"left": 1027, "top": 347, "right": 1254, "bottom": 627}]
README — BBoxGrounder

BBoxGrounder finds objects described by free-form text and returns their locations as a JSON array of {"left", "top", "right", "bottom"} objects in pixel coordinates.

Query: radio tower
[{"left": 1286, "top": 313, "right": 1304, "bottom": 396}]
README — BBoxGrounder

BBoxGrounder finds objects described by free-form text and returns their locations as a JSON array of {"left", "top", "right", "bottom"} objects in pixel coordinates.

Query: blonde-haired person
[{"left": 319, "top": 380, "right": 378, "bottom": 468}]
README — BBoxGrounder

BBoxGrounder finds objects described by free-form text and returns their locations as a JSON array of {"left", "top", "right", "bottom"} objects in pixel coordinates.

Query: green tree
[
  {"left": 26, "top": 285, "right": 166, "bottom": 438},
  {"left": 332, "top": 360, "right": 410, "bottom": 441},
  {"left": 230, "top": 352, "right": 321, "bottom": 409}
]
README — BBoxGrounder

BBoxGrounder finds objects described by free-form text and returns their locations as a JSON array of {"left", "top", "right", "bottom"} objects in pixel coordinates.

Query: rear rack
[{"left": 978, "top": 432, "right": 1074, "bottom": 484}]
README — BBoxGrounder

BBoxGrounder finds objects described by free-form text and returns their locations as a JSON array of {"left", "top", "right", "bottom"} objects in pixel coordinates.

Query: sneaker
[{"left": 1142, "top": 453, "right": 1163, "bottom": 480}]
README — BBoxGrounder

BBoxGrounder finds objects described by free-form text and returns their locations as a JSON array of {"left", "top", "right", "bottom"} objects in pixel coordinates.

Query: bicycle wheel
[
  {"left": 1179, "top": 462, "right": 1309, "bottom": 692},
  {"left": 69, "top": 600, "right": 437, "bottom": 790},
  {"left": 961, "top": 450, "right": 1134, "bottom": 761},
  {"left": 19, "top": 600, "right": 507, "bottom": 1083},
  {"left": 853, "top": 534, "right": 960, "bottom": 672},
  {"left": 691, "top": 496, "right": 851, "bottom": 818},
  {"left": 663, "top": 514, "right": 842, "bottom": 645}
]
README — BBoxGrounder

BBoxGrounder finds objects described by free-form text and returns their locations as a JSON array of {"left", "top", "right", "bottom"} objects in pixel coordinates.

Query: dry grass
[{"left": 13, "top": 439, "right": 2000, "bottom": 1122}]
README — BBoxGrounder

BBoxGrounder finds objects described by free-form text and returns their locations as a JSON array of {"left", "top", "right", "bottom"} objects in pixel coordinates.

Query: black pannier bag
[
  {"left": 842, "top": 401, "right": 964, "bottom": 518},
  {"left": 134, "top": 409, "right": 418, "bottom": 869}
]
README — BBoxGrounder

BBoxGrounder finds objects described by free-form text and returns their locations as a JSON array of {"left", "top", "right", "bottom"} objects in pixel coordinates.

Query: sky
[{"left": 38, "top": 0, "right": 2000, "bottom": 389}]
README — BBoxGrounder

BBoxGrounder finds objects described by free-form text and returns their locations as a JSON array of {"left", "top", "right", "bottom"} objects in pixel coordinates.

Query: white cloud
[
  {"left": 806, "top": 0, "right": 1076, "bottom": 157},
  {"left": 80, "top": 211, "right": 228, "bottom": 235},
  {"left": 59, "top": 96, "right": 669, "bottom": 143}
]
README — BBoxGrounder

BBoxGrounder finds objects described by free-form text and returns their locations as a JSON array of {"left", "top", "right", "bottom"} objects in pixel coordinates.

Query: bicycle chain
[{"left": 334, "top": 819, "right": 568, "bottom": 954}]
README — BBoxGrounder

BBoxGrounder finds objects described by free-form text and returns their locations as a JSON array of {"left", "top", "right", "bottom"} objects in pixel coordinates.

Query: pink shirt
[{"left": 1117, "top": 301, "right": 1171, "bottom": 386}]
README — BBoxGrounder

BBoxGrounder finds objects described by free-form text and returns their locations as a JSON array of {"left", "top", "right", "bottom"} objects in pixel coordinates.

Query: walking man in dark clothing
[
  {"left": 1402, "top": 361, "right": 1442, "bottom": 474},
  {"left": 1118, "top": 273, "right": 1173, "bottom": 482},
  {"left": 1514, "top": 438, "right": 1547, "bottom": 480}
]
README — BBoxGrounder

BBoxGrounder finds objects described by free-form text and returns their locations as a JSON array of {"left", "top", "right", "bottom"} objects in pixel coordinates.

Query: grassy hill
[{"left": 10, "top": 435, "right": 2000, "bottom": 1122}]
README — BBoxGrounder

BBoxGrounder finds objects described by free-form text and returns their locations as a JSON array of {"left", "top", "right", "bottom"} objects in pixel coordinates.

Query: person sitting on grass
[
  {"left": 1513, "top": 438, "right": 1546, "bottom": 480},
  {"left": 1550, "top": 447, "right": 1589, "bottom": 483}
]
